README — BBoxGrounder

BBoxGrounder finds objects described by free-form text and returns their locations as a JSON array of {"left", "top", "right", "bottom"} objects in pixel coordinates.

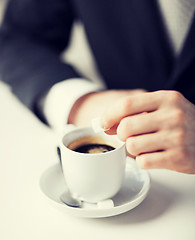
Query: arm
[
  {"left": 0, "top": 0, "right": 81, "bottom": 121},
  {"left": 42, "top": 79, "right": 105, "bottom": 130}
]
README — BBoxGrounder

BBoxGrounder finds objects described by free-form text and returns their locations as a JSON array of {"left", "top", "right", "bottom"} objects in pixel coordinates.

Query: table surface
[{"left": 0, "top": 81, "right": 195, "bottom": 240}]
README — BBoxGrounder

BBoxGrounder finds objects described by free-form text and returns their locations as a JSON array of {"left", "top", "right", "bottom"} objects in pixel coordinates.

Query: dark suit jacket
[{"left": 0, "top": 0, "right": 195, "bottom": 120}]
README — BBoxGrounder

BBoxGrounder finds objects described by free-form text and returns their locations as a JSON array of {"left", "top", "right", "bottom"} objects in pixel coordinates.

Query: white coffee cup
[{"left": 60, "top": 126, "right": 126, "bottom": 203}]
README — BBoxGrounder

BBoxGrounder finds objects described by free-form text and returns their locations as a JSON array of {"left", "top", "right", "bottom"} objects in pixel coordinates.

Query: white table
[{"left": 0, "top": 81, "right": 195, "bottom": 240}]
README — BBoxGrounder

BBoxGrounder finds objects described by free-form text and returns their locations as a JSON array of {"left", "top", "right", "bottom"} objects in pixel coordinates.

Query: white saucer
[{"left": 39, "top": 157, "right": 150, "bottom": 218}]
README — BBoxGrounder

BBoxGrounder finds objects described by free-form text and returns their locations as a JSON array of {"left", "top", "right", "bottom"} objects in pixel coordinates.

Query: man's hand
[
  {"left": 68, "top": 89, "right": 145, "bottom": 126},
  {"left": 101, "top": 90, "right": 195, "bottom": 174}
]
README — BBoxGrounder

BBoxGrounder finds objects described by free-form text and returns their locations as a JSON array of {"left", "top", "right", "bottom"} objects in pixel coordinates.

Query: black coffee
[
  {"left": 73, "top": 143, "right": 115, "bottom": 154},
  {"left": 67, "top": 136, "right": 116, "bottom": 154}
]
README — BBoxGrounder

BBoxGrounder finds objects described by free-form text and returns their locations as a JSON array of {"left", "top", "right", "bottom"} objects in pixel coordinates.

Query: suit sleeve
[{"left": 0, "top": 0, "right": 81, "bottom": 118}]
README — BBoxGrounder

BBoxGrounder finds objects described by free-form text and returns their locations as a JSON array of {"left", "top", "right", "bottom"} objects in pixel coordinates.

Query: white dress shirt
[
  {"left": 43, "top": 0, "right": 195, "bottom": 131},
  {"left": 158, "top": 0, "right": 195, "bottom": 54}
]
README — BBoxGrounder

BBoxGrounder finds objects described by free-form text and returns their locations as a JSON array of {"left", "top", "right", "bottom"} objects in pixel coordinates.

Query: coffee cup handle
[
  {"left": 56, "top": 124, "right": 78, "bottom": 168},
  {"left": 57, "top": 146, "right": 63, "bottom": 171}
]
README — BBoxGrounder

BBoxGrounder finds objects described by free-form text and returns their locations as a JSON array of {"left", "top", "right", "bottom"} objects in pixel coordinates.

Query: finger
[
  {"left": 125, "top": 89, "right": 147, "bottom": 95},
  {"left": 136, "top": 150, "right": 170, "bottom": 169},
  {"left": 116, "top": 111, "right": 160, "bottom": 141},
  {"left": 136, "top": 148, "right": 189, "bottom": 173},
  {"left": 125, "top": 131, "right": 169, "bottom": 156},
  {"left": 126, "top": 152, "right": 136, "bottom": 159},
  {"left": 104, "top": 125, "right": 118, "bottom": 135},
  {"left": 101, "top": 91, "right": 163, "bottom": 129}
]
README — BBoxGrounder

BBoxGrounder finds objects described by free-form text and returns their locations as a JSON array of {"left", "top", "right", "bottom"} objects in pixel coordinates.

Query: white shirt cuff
[{"left": 42, "top": 78, "right": 105, "bottom": 131}]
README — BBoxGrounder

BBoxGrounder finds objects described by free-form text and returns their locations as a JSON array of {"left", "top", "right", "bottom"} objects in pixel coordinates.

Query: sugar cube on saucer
[{"left": 97, "top": 199, "right": 114, "bottom": 209}]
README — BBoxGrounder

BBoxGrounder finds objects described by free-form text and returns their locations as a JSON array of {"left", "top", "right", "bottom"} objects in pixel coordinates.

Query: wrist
[{"left": 68, "top": 92, "right": 97, "bottom": 125}]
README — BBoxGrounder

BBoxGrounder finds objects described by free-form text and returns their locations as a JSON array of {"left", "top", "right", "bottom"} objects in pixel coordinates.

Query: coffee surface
[
  {"left": 67, "top": 136, "right": 116, "bottom": 154},
  {"left": 73, "top": 143, "right": 115, "bottom": 154}
]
